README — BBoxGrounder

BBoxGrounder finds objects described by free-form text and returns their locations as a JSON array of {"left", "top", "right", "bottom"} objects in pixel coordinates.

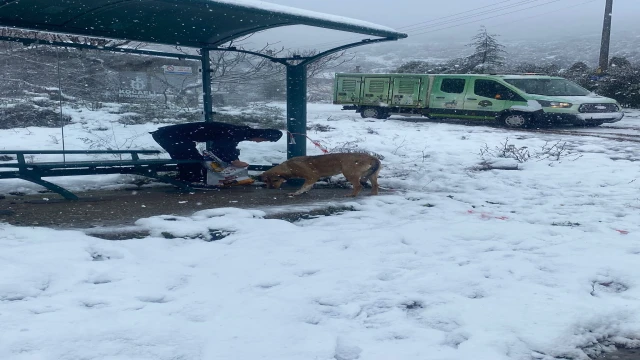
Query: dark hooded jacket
[{"left": 150, "top": 122, "right": 282, "bottom": 163}]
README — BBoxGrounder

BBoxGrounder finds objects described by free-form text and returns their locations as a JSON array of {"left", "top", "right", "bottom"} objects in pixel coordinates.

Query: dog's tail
[{"left": 360, "top": 157, "right": 381, "bottom": 185}]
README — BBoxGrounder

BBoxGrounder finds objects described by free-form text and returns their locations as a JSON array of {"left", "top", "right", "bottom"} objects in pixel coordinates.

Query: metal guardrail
[{"left": 0, "top": 150, "right": 274, "bottom": 200}]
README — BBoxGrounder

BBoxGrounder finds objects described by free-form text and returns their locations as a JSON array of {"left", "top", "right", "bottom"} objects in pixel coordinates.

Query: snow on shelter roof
[
  {"left": 0, "top": 0, "right": 407, "bottom": 49},
  {"left": 215, "top": 0, "right": 400, "bottom": 33}
]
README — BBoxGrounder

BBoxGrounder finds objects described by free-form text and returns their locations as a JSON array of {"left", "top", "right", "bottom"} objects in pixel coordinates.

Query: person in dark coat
[{"left": 150, "top": 122, "right": 282, "bottom": 182}]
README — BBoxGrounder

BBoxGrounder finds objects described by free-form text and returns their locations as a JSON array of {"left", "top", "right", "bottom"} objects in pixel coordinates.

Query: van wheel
[
  {"left": 361, "top": 107, "right": 388, "bottom": 119},
  {"left": 501, "top": 112, "right": 529, "bottom": 128}
]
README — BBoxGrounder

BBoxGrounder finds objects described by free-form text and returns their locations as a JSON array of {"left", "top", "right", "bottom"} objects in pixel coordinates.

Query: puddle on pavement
[
  {"left": 264, "top": 205, "right": 356, "bottom": 223},
  {"left": 85, "top": 230, "right": 150, "bottom": 240}
]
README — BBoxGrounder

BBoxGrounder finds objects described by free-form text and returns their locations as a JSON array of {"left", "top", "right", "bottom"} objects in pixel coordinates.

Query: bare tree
[
  {"left": 173, "top": 35, "right": 354, "bottom": 103},
  {"left": 172, "top": 35, "right": 286, "bottom": 94},
  {"left": 0, "top": 28, "right": 145, "bottom": 102},
  {"left": 0, "top": 27, "right": 354, "bottom": 107},
  {"left": 298, "top": 49, "right": 355, "bottom": 78},
  {"left": 0, "top": 28, "right": 137, "bottom": 48}
]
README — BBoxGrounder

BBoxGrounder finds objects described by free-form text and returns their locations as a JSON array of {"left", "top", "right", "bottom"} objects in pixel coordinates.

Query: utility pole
[{"left": 597, "top": 0, "right": 614, "bottom": 73}]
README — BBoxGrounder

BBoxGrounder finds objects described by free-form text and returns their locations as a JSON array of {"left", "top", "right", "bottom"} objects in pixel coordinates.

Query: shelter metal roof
[{"left": 0, "top": 0, "right": 407, "bottom": 49}]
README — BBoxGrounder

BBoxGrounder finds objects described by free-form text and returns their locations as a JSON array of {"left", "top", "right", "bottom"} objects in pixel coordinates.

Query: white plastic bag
[{"left": 202, "top": 150, "right": 254, "bottom": 187}]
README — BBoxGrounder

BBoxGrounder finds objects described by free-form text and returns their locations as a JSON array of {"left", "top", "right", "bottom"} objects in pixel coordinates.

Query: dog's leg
[
  {"left": 369, "top": 164, "right": 381, "bottom": 196},
  {"left": 369, "top": 172, "right": 380, "bottom": 195},
  {"left": 290, "top": 178, "right": 318, "bottom": 196},
  {"left": 357, "top": 159, "right": 381, "bottom": 196},
  {"left": 344, "top": 173, "right": 363, "bottom": 197}
]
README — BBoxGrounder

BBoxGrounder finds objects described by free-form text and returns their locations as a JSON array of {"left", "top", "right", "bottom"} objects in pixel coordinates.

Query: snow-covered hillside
[{"left": 339, "top": 33, "right": 640, "bottom": 73}]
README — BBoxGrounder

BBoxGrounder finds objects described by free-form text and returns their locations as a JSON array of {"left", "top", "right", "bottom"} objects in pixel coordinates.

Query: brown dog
[{"left": 261, "top": 153, "right": 381, "bottom": 197}]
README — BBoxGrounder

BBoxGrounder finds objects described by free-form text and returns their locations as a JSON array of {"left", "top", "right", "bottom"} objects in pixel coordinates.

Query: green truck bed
[{"left": 334, "top": 73, "right": 432, "bottom": 109}]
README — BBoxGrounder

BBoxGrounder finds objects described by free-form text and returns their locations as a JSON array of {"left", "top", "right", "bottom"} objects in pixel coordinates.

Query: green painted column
[
  {"left": 201, "top": 49, "right": 213, "bottom": 123},
  {"left": 201, "top": 49, "right": 214, "bottom": 152},
  {"left": 286, "top": 64, "right": 307, "bottom": 159}
]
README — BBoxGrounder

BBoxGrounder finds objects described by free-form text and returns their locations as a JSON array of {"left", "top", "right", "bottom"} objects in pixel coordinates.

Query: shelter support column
[
  {"left": 286, "top": 64, "right": 307, "bottom": 159},
  {"left": 201, "top": 49, "right": 213, "bottom": 122}
]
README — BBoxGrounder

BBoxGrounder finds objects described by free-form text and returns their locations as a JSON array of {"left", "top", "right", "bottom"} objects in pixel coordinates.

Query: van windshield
[{"left": 504, "top": 78, "right": 591, "bottom": 96}]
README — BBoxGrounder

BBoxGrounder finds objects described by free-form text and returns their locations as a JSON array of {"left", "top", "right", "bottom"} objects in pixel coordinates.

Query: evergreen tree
[
  {"left": 598, "top": 57, "right": 640, "bottom": 108},
  {"left": 465, "top": 26, "right": 506, "bottom": 73},
  {"left": 609, "top": 56, "right": 631, "bottom": 69}
]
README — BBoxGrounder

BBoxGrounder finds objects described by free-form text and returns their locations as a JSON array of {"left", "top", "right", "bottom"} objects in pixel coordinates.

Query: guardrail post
[{"left": 16, "top": 152, "right": 26, "bottom": 175}]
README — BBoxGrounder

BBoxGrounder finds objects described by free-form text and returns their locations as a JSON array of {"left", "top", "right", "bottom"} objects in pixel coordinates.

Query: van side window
[
  {"left": 474, "top": 80, "right": 523, "bottom": 101},
  {"left": 440, "top": 78, "right": 466, "bottom": 94}
]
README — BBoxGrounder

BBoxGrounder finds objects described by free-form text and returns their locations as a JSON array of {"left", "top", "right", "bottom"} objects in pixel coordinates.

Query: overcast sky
[{"left": 249, "top": 0, "right": 639, "bottom": 50}]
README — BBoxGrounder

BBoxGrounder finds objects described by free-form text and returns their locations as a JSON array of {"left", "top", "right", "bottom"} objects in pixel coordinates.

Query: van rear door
[{"left": 335, "top": 76, "right": 362, "bottom": 104}]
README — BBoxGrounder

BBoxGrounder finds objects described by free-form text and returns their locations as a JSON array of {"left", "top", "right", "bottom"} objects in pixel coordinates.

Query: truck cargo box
[{"left": 334, "top": 73, "right": 430, "bottom": 109}]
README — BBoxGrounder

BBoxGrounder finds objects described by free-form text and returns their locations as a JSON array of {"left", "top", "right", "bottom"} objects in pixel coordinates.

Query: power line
[
  {"left": 295, "top": 0, "right": 545, "bottom": 50},
  {"left": 477, "top": 0, "right": 598, "bottom": 29},
  {"left": 409, "top": 0, "right": 564, "bottom": 36},
  {"left": 397, "top": 0, "right": 521, "bottom": 29},
  {"left": 400, "top": 0, "right": 545, "bottom": 32},
  {"left": 292, "top": 0, "right": 591, "bottom": 51}
]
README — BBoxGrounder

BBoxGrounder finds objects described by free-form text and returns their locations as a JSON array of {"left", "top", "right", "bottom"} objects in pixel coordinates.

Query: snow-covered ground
[{"left": 2, "top": 103, "right": 640, "bottom": 360}]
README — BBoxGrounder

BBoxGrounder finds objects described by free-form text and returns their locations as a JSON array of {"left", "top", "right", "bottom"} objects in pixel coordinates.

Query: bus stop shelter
[{"left": 0, "top": 0, "right": 407, "bottom": 159}]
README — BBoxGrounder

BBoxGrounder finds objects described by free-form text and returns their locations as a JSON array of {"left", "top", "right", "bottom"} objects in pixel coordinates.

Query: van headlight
[{"left": 537, "top": 100, "right": 573, "bottom": 108}]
